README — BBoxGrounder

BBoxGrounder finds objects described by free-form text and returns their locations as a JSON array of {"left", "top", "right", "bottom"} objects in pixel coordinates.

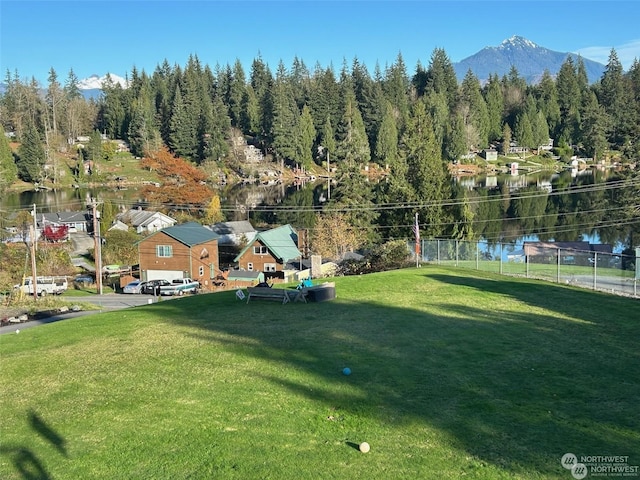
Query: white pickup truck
[
  {"left": 17, "top": 276, "right": 68, "bottom": 296},
  {"left": 159, "top": 278, "right": 200, "bottom": 296}
]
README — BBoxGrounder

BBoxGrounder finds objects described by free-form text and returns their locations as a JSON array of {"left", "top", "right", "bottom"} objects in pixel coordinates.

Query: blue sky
[{"left": 2, "top": 0, "right": 640, "bottom": 86}]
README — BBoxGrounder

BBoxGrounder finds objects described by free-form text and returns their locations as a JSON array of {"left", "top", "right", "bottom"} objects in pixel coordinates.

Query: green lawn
[{"left": 1, "top": 266, "right": 639, "bottom": 479}]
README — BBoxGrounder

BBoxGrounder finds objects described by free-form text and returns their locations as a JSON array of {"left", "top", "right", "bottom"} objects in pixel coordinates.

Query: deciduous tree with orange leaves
[{"left": 140, "top": 147, "right": 212, "bottom": 208}]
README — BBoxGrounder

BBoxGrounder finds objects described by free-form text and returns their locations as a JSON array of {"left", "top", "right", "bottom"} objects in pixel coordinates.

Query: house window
[
  {"left": 156, "top": 245, "right": 173, "bottom": 257},
  {"left": 264, "top": 263, "right": 277, "bottom": 272},
  {"left": 200, "top": 248, "right": 209, "bottom": 259},
  {"left": 199, "top": 265, "right": 204, "bottom": 276},
  {"left": 247, "top": 262, "right": 254, "bottom": 271},
  {"left": 253, "top": 246, "right": 268, "bottom": 255}
]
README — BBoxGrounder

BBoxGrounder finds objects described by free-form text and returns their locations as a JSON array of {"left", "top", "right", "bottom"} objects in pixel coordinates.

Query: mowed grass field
[{"left": 1, "top": 266, "right": 639, "bottom": 479}]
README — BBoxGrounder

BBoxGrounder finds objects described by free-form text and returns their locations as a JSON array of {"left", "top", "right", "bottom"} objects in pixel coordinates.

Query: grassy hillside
[{"left": 1, "top": 266, "right": 639, "bottom": 479}]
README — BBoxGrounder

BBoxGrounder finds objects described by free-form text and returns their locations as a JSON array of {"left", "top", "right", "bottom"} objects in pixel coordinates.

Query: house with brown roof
[
  {"left": 138, "top": 222, "right": 220, "bottom": 290},
  {"left": 523, "top": 241, "right": 613, "bottom": 266}
]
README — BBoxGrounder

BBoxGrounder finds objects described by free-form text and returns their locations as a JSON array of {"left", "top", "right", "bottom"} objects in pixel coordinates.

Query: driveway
[
  {"left": 0, "top": 293, "right": 172, "bottom": 335},
  {"left": 70, "top": 232, "right": 98, "bottom": 272}
]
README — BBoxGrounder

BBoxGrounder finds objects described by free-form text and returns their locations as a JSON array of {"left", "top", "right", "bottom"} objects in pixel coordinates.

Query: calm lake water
[{"left": 1, "top": 168, "right": 625, "bottom": 249}]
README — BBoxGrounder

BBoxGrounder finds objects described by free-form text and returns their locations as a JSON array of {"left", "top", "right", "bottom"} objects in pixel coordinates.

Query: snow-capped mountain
[
  {"left": 77, "top": 73, "right": 128, "bottom": 90},
  {"left": 453, "top": 35, "right": 607, "bottom": 84}
]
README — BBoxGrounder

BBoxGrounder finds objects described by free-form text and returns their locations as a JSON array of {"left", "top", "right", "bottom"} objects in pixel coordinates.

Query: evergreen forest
[{"left": 1, "top": 47, "right": 639, "bottom": 253}]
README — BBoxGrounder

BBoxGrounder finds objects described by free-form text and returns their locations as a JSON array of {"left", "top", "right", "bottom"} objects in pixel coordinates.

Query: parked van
[{"left": 17, "top": 276, "right": 68, "bottom": 296}]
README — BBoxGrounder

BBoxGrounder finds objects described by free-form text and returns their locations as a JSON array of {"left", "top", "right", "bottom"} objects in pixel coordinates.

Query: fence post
[
  {"left": 526, "top": 250, "right": 529, "bottom": 278},
  {"left": 557, "top": 248, "right": 560, "bottom": 284},
  {"left": 500, "top": 243, "right": 503, "bottom": 275},
  {"left": 593, "top": 252, "right": 598, "bottom": 291},
  {"left": 437, "top": 239, "right": 440, "bottom": 265},
  {"left": 476, "top": 242, "right": 479, "bottom": 271},
  {"left": 456, "top": 240, "right": 459, "bottom": 267}
]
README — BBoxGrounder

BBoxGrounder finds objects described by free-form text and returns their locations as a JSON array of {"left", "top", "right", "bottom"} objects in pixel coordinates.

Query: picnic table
[{"left": 246, "top": 287, "right": 306, "bottom": 304}]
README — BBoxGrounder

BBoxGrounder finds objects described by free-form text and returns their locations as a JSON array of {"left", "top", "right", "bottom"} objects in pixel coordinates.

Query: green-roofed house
[
  {"left": 138, "top": 222, "right": 220, "bottom": 289},
  {"left": 233, "top": 224, "right": 303, "bottom": 283}
]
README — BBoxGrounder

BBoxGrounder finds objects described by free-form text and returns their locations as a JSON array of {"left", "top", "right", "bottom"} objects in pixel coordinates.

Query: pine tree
[
  {"left": 580, "top": 89, "right": 608, "bottom": 161},
  {"left": 228, "top": 59, "right": 246, "bottom": 127},
  {"left": 459, "top": 69, "right": 489, "bottom": 150},
  {"left": 271, "top": 62, "right": 300, "bottom": 163},
  {"left": 169, "top": 85, "right": 196, "bottom": 158},
  {"left": 556, "top": 57, "right": 582, "bottom": 146},
  {"left": 424, "top": 48, "right": 459, "bottom": 110},
  {"left": 483, "top": 74, "right": 504, "bottom": 143},
  {"left": 16, "top": 122, "right": 45, "bottom": 183},
  {"left": 336, "top": 95, "right": 370, "bottom": 166},
  {"left": 514, "top": 111, "right": 534, "bottom": 150},
  {"left": 240, "top": 85, "right": 260, "bottom": 136},
  {"left": 320, "top": 114, "right": 336, "bottom": 167},
  {"left": 382, "top": 52, "right": 410, "bottom": 131},
  {"left": 597, "top": 48, "right": 635, "bottom": 150},
  {"left": 374, "top": 101, "right": 398, "bottom": 167},
  {"left": 401, "top": 98, "right": 449, "bottom": 237},
  {"left": 443, "top": 111, "right": 466, "bottom": 162},
  {"left": 535, "top": 70, "right": 561, "bottom": 141},
  {"left": 297, "top": 105, "right": 316, "bottom": 167}
]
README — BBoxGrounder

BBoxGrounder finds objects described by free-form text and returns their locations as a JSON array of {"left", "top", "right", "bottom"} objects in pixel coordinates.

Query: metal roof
[
  {"left": 157, "top": 222, "right": 219, "bottom": 246},
  {"left": 234, "top": 224, "right": 301, "bottom": 263}
]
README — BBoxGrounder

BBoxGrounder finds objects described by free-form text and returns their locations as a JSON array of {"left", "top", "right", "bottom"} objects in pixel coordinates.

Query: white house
[{"left": 116, "top": 209, "right": 176, "bottom": 234}]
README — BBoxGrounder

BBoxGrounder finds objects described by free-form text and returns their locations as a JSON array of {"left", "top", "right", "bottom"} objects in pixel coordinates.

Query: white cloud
[{"left": 575, "top": 39, "right": 640, "bottom": 71}]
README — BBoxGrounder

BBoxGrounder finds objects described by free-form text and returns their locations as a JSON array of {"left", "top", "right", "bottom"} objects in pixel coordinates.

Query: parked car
[
  {"left": 159, "top": 278, "right": 200, "bottom": 296},
  {"left": 140, "top": 279, "right": 171, "bottom": 295},
  {"left": 74, "top": 275, "right": 94, "bottom": 286},
  {"left": 122, "top": 280, "right": 145, "bottom": 294}
]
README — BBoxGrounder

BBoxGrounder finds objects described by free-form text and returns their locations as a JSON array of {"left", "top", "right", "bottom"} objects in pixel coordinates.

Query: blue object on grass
[{"left": 342, "top": 367, "right": 351, "bottom": 376}]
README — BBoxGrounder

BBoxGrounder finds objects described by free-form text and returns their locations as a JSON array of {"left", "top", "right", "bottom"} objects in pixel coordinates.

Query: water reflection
[{"left": 1, "top": 166, "right": 631, "bottom": 248}]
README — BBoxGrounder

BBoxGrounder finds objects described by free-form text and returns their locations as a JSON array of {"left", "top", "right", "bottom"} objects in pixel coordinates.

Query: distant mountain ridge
[
  {"left": 77, "top": 73, "right": 128, "bottom": 90},
  {"left": 453, "top": 35, "right": 607, "bottom": 84}
]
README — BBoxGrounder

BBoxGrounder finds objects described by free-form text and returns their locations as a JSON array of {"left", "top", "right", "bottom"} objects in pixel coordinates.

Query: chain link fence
[{"left": 416, "top": 239, "right": 639, "bottom": 298}]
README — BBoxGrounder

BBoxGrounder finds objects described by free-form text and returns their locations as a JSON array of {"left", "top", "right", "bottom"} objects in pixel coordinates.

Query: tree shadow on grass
[
  {"left": 152, "top": 270, "right": 640, "bottom": 478},
  {"left": 0, "top": 410, "right": 67, "bottom": 480}
]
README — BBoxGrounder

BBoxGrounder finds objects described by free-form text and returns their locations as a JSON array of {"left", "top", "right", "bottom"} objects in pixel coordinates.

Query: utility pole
[
  {"left": 90, "top": 199, "right": 103, "bottom": 295},
  {"left": 32, "top": 204, "right": 38, "bottom": 251},
  {"left": 29, "top": 223, "right": 38, "bottom": 300}
]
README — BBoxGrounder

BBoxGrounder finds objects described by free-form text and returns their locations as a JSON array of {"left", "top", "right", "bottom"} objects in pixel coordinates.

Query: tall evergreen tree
[
  {"left": 320, "top": 114, "right": 336, "bottom": 167},
  {"left": 459, "top": 69, "right": 489, "bottom": 150},
  {"left": 352, "top": 57, "right": 383, "bottom": 151},
  {"left": 424, "top": 48, "right": 459, "bottom": 110},
  {"left": 249, "top": 54, "right": 274, "bottom": 143},
  {"left": 401, "top": 98, "right": 449, "bottom": 237},
  {"left": 297, "top": 105, "right": 316, "bottom": 168},
  {"left": 336, "top": 94, "right": 370, "bottom": 166},
  {"left": 597, "top": 48, "right": 635, "bottom": 151},
  {"left": 556, "top": 56, "right": 582, "bottom": 146},
  {"left": 0, "top": 125, "right": 18, "bottom": 191},
  {"left": 16, "top": 122, "right": 45, "bottom": 183},
  {"left": 309, "top": 64, "right": 341, "bottom": 139},
  {"left": 228, "top": 59, "right": 246, "bottom": 128},
  {"left": 374, "top": 101, "right": 399, "bottom": 167},
  {"left": 382, "top": 52, "right": 411, "bottom": 132},
  {"left": 580, "top": 89, "right": 608, "bottom": 161},
  {"left": 483, "top": 74, "right": 504, "bottom": 143},
  {"left": 240, "top": 85, "right": 260, "bottom": 136},
  {"left": 271, "top": 62, "right": 300, "bottom": 163},
  {"left": 514, "top": 111, "right": 534, "bottom": 149},
  {"left": 443, "top": 111, "right": 466, "bottom": 162},
  {"left": 535, "top": 70, "right": 561, "bottom": 141}
]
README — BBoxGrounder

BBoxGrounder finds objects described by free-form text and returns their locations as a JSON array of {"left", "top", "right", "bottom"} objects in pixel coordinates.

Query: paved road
[{"left": 0, "top": 293, "right": 171, "bottom": 335}]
